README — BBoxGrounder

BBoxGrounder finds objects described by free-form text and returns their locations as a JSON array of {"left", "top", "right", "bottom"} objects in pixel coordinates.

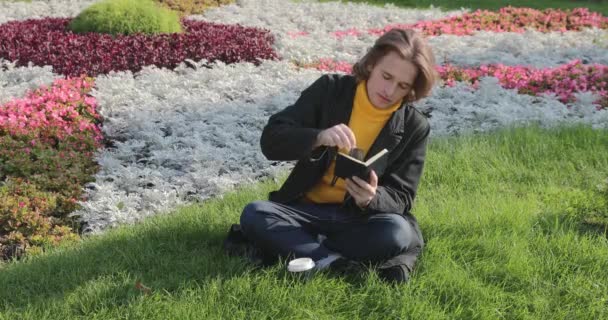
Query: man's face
[{"left": 366, "top": 50, "right": 419, "bottom": 109}]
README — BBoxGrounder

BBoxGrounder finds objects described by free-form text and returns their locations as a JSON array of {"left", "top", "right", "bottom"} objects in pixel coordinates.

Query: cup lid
[{"left": 287, "top": 257, "right": 315, "bottom": 272}]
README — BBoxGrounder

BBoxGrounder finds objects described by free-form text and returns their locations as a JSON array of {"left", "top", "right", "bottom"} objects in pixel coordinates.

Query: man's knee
[
  {"left": 369, "top": 214, "right": 419, "bottom": 256},
  {"left": 239, "top": 200, "right": 271, "bottom": 237}
]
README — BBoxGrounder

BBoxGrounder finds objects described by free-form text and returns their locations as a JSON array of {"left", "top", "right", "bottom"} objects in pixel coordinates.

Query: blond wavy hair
[{"left": 352, "top": 28, "right": 438, "bottom": 102}]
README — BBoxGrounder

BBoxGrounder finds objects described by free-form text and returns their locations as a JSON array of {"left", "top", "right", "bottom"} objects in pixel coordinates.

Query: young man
[{"left": 238, "top": 29, "right": 438, "bottom": 282}]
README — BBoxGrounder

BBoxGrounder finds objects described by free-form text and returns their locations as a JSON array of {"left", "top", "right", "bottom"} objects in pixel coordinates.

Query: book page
[
  {"left": 364, "top": 149, "right": 388, "bottom": 166},
  {"left": 338, "top": 152, "right": 366, "bottom": 165}
]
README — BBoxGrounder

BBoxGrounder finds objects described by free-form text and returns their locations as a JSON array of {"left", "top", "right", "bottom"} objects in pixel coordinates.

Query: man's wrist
[
  {"left": 312, "top": 132, "right": 322, "bottom": 150},
  {"left": 357, "top": 199, "right": 371, "bottom": 210},
  {"left": 360, "top": 194, "right": 376, "bottom": 210}
]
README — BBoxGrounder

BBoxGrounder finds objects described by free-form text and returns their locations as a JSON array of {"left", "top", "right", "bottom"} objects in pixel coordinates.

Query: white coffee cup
[{"left": 287, "top": 257, "right": 315, "bottom": 279}]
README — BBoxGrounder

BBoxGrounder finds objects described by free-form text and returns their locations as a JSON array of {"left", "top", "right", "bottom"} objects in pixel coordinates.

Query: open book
[{"left": 333, "top": 148, "right": 388, "bottom": 182}]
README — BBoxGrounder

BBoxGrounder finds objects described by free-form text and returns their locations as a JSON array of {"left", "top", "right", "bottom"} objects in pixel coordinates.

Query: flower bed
[
  {"left": 197, "top": 1, "right": 608, "bottom": 68},
  {"left": 0, "top": 76, "right": 102, "bottom": 258},
  {"left": 331, "top": 7, "right": 608, "bottom": 39},
  {"left": 312, "top": 59, "right": 608, "bottom": 109},
  {"left": 438, "top": 60, "right": 608, "bottom": 109},
  {"left": 0, "top": 60, "right": 58, "bottom": 105},
  {"left": 0, "top": 18, "right": 278, "bottom": 77}
]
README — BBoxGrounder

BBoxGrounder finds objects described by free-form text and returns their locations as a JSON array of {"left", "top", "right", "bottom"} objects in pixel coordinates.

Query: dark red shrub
[{"left": 0, "top": 18, "right": 279, "bottom": 77}]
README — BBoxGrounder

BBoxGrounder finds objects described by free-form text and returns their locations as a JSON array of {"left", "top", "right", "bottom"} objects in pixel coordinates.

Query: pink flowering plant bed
[
  {"left": 0, "top": 77, "right": 102, "bottom": 258},
  {"left": 329, "top": 7, "right": 608, "bottom": 39},
  {"left": 438, "top": 60, "right": 608, "bottom": 109},
  {"left": 312, "top": 59, "right": 608, "bottom": 109},
  {"left": 0, "top": 18, "right": 278, "bottom": 77}
]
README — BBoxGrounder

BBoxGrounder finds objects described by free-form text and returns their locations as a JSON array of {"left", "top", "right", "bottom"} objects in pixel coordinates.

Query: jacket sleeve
[
  {"left": 260, "top": 75, "right": 329, "bottom": 161},
  {"left": 348, "top": 121, "right": 430, "bottom": 215}
]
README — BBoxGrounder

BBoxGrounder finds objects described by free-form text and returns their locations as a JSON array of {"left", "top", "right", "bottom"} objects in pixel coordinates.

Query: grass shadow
[
  {"left": 0, "top": 172, "right": 290, "bottom": 313},
  {"left": 0, "top": 207, "right": 252, "bottom": 311}
]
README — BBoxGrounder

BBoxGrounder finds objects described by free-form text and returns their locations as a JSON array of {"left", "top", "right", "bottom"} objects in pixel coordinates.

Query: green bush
[
  {"left": 0, "top": 178, "right": 79, "bottom": 259},
  {"left": 0, "top": 131, "right": 99, "bottom": 260},
  {"left": 156, "top": 0, "right": 235, "bottom": 16},
  {"left": 0, "top": 132, "right": 99, "bottom": 217},
  {"left": 69, "top": 0, "right": 183, "bottom": 36}
]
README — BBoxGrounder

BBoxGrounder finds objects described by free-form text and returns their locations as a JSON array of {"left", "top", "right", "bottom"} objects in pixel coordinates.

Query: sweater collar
[{"left": 354, "top": 80, "right": 402, "bottom": 121}]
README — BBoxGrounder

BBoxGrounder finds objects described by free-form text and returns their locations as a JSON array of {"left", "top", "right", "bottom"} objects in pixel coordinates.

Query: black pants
[{"left": 239, "top": 200, "right": 424, "bottom": 264}]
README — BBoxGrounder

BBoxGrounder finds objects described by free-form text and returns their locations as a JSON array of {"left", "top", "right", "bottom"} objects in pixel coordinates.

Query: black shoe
[
  {"left": 377, "top": 264, "right": 411, "bottom": 283},
  {"left": 223, "top": 224, "right": 249, "bottom": 256},
  {"left": 376, "top": 251, "right": 417, "bottom": 284},
  {"left": 223, "top": 224, "right": 276, "bottom": 267},
  {"left": 328, "top": 257, "right": 366, "bottom": 275}
]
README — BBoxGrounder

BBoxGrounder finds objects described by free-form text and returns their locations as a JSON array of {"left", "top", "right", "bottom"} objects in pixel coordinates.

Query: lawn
[{"left": 1, "top": 125, "right": 607, "bottom": 319}]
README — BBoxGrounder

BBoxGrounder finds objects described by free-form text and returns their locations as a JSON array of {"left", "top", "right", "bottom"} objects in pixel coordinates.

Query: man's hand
[
  {"left": 345, "top": 170, "right": 378, "bottom": 209},
  {"left": 313, "top": 124, "right": 356, "bottom": 150}
]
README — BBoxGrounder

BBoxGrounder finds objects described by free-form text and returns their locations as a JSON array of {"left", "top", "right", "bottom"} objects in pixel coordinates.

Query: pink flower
[
  {"left": 330, "top": 7, "right": 607, "bottom": 39},
  {"left": 1, "top": 76, "right": 104, "bottom": 142},
  {"left": 287, "top": 31, "right": 309, "bottom": 38},
  {"left": 306, "top": 59, "right": 607, "bottom": 109}
]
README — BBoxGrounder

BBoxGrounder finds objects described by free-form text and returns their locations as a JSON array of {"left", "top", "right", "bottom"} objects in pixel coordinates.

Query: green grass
[
  {"left": 325, "top": 0, "right": 608, "bottom": 16},
  {"left": 1, "top": 124, "right": 608, "bottom": 319}
]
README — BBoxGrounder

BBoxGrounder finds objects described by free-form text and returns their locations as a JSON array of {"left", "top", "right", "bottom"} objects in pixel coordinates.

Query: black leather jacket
[{"left": 261, "top": 74, "right": 431, "bottom": 216}]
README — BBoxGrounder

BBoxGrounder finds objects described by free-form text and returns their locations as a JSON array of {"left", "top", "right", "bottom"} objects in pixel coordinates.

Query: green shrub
[
  {"left": 0, "top": 178, "right": 79, "bottom": 259},
  {"left": 69, "top": 0, "right": 183, "bottom": 36},
  {"left": 0, "top": 131, "right": 98, "bottom": 259},
  {"left": 156, "top": 0, "right": 235, "bottom": 16},
  {"left": 0, "top": 132, "right": 99, "bottom": 217}
]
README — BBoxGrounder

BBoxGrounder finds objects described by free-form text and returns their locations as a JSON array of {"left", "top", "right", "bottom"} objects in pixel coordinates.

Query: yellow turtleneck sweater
[{"left": 305, "top": 80, "right": 402, "bottom": 204}]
